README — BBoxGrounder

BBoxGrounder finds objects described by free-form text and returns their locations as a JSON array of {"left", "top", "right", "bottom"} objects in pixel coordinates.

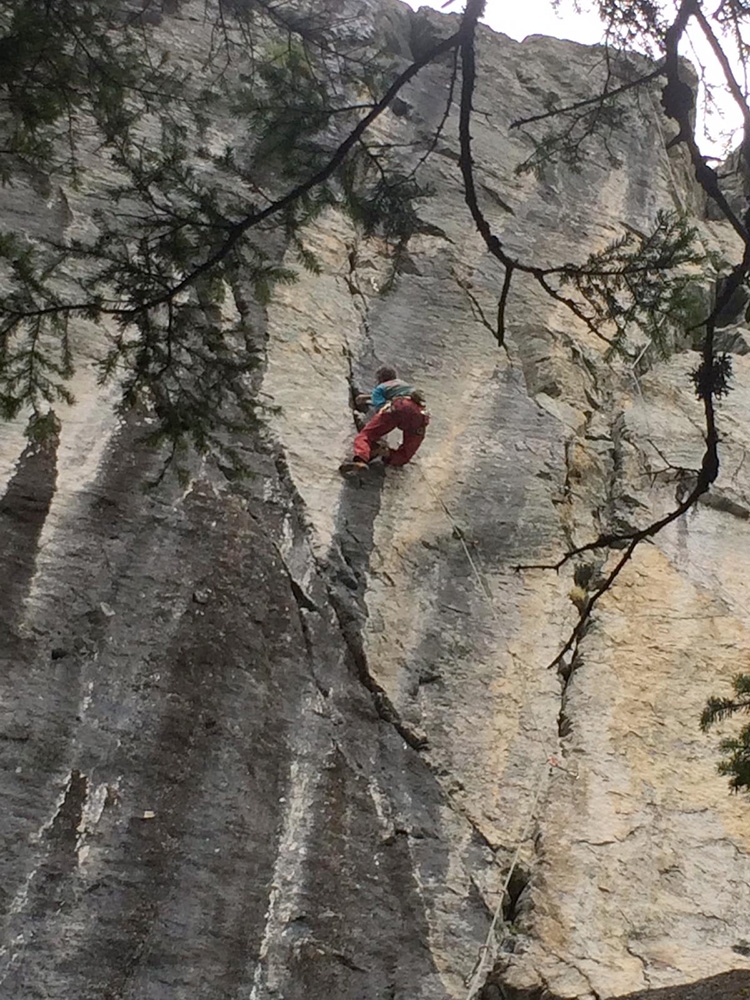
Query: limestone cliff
[{"left": 0, "top": 4, "right": 749, "bottom": 1000}]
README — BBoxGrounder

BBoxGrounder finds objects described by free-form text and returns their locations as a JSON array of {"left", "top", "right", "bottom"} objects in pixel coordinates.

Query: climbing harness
[{"left": 418, "top": 465, "right": 566, "bottom": 1000}]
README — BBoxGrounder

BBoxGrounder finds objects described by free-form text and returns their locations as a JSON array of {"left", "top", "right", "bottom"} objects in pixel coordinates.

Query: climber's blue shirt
[{"left": 371, "top": 379, "right": 415, "bottom": 409}]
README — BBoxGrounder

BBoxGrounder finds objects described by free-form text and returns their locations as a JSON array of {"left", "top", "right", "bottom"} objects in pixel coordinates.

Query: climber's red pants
[{"left": 353, "top": 398, "right": 429, "bottom": 467}]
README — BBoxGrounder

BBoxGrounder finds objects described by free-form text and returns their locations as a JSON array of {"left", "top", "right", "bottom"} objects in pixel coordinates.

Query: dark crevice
[
  {"left": 342, "top": 249, "right": 380, "bottom": 433},
  {"left": 330, "top": 949, "right": 370, "bottom": 973},
  {"left": 45, "top": 769, "right": 88, "bottom": 854},
  {"left": 272, "top": 537, "right": 331, "bottom": 702},
  {"left": 290, "top": 596, "right": 330, "bottom": 700},
  {"left": 557, "top": 709, "right": 573, "bottom": 739},
  {"left": 273, "top": 451, "right": 315, "bottom": 532},
  {"left": 501, "top": 864, "right": 530, "bottom": 925},
  {"left": 0, "top": 422, "right": 60, "bottom": 639},
  {"left": 288, "top": 577, "right": 319, "bottom": 613},
  {"left": 17, "top": 769, "right": 90, "bottom": 930},
  {"left": 327, "top": 588, "right": 429, "bottom": 752},
  {"left": 274, "top": 442, "right": 430, "bottom": 751}
]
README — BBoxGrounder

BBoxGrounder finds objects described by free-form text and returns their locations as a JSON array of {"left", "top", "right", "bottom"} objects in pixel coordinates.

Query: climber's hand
[{"left": 354, "top": 393, "right": 371, "bottom": 410}]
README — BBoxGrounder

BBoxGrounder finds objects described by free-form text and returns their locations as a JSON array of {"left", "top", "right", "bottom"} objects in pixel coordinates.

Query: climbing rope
[
  {"left": 463, "top": 767, "right": 551, "bottom": 1000},
  {"left": 645, "top": 85, "right": 686, "bottom": 213},
  {"left": 408, "top": 83, "right": 685, "bottom": 996},
  {"left": 418, "top": 468, "right": 497, "bottom": 612},
  {"left": 417, "top": 464, "right": 564, "bottom": 1000}
]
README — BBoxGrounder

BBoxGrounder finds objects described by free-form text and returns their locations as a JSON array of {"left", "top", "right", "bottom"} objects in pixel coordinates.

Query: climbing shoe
[{"left": 339, "top": 458, "right": 369, "bottom": 478}]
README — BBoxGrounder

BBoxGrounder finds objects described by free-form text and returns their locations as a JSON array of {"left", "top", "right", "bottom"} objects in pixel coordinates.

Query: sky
[
  {"left": 402, "top": 0, "right": 745, "bottom": 157},
  {"left": 404, "top": 0, "right": 604, "bottom": 46}
]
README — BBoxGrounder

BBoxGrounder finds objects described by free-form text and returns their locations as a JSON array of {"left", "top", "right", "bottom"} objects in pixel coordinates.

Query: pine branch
[
  {"left": 0, "top": 19, "right": 467, "bottom": 330},
  {"left": 510, "top": 65, "right": 665, "bottom": 130},
  {"left": 510, "top": 1, "right": 750, "bottom": 674},
  {"left": 455, "top": 1, "right": 617, "bottom": 345}
]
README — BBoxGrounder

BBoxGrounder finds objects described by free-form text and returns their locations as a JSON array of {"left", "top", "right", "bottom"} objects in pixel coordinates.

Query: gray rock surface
[
  {"left": 714, "top": 324, "right": 750, "bottom": 354},
  {"left": 0, "top": 3, "right": 749, "bottom": 1000}
]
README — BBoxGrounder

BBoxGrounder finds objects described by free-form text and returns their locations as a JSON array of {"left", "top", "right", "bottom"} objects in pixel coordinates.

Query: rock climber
[{"left": 339, "top": 365, "right": 429, "bottom": 477}]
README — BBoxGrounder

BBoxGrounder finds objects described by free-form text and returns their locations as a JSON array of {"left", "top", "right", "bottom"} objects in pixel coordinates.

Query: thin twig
[
  {"left": 2, "top": 22, "right": 468, "bottom": 329},
  {"left": 514, "top": 0, "right": 750, "bottom": 672},
  {"left": 510, "top": 66, "right": 664, "bottom": 130}
]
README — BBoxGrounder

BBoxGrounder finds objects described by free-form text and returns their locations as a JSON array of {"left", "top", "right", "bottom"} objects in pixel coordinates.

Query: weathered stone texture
[{"left": 0, "top": 3, "right": 749, "bottom": 999}]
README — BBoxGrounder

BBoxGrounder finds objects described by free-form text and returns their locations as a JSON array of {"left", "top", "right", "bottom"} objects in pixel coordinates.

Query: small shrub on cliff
[{"left": 701, "top": 674, "right": 750, "bottom": 793}]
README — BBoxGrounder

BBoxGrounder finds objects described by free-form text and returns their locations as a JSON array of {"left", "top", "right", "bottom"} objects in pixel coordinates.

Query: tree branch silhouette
[{"left": 458, "top": 0, "right": 750, "bottom": 672}]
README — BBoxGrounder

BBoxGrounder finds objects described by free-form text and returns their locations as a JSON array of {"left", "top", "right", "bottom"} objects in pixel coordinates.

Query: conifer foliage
[
  {"left": 4, "top": 0, "right": 750, "bottom": 791},
  {"left": 701, "top": 675, "right": 750, "bottom": 793},
  {"left": 0, "top": 0, "right": 429, "bottom": 465}
]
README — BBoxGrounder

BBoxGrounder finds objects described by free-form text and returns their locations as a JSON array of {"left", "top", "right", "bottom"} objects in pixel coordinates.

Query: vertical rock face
[{"left": 0, "top": 4, "right": 749, "bottom": 1000}]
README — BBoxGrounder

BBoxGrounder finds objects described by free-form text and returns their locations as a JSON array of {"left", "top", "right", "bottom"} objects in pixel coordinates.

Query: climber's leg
[
  {"left": 385, "top": 426, "right": 425, "bottom": 466},
  {"left": 352, "top": 407, "right": 399, "bottom": 463},
  {"left": 383, "top": 399, "right": 429, "bottom": 467}
]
